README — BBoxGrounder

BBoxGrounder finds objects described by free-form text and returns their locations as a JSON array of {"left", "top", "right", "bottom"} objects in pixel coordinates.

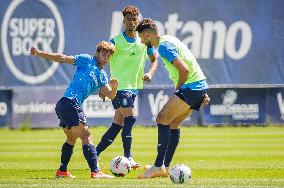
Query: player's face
[
  {"left": 123, "top": 14, "right": 139, "bottom": 32},
  {"left": 97, "top": 50, "right": 112, "bottom": 67},
  {"left": 139, "top": 32, "right": 151, "bottom": 46}
]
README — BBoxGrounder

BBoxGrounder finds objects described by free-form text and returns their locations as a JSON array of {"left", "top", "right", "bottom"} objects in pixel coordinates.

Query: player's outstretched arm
[
  {"left": 99, "top": 78, "right": 118, "bottom": 100},
  {"left": 30, "top": 47, "right": 74, "bottom": 64},
  {"left": 143, "top": 53, "right": 158, "bottom": 82}
]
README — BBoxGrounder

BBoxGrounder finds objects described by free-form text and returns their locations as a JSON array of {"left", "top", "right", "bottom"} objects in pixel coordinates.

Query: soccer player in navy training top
[{"left": 30, "top": 41, "right": 117, "bottom": 179}]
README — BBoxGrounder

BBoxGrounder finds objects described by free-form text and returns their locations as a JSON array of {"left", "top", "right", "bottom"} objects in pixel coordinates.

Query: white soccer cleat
[{"left": 127, "top": 157, "right": 140, "bottom": 169}]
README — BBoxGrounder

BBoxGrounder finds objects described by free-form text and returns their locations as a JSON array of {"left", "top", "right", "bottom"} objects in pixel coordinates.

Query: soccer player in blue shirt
[{"left": 30, "top": 41, "right": 117, "bottom": 179}]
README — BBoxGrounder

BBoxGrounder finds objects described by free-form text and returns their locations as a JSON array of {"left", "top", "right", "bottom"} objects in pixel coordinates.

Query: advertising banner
[
  {"left": 0, "top": 0, "right": 283, "bottom": 87},
  {"left": 7, "top": 87, "right": 284, "bottom": 128},
  {"left": 204, "top": 88, "right": 266, "bottom": 125},
  {"left": 1, "top": 1, "right": 283, "bottom": 127},
  {"left": 11, "top": 87, "right": 64, "bottom": 128},
  {"left": 266, "top": 89, "right": 284, "bottom": 124},
  {"left": 0, "top": 90, "right": 12, "bottom": 127}
]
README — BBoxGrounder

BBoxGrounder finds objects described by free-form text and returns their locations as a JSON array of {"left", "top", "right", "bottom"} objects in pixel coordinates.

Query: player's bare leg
[
  {"left": 72, "top": 123, "right": 113, "bottom": 179},
  {"left": 138, "top": 95, "right": 190, "bottom": 179}
]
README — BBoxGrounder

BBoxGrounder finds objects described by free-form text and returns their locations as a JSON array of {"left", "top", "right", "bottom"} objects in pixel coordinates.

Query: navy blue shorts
[
  {"left": 175, "top": 88, "right": 207, "bottom": 111},
  {"left": 55, "top": 97, "right": 86, "bottom": 129},
  {"left": 112, "top": 91, "right": 136, "bottom": 109}
]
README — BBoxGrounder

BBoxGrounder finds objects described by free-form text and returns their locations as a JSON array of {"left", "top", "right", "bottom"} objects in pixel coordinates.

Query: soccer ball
[
  {"left": 170, "top": 164, "right": 192, "bottom": 184},
  {"left": 110, "top": 156, "right": 131, "bottom": 177}
]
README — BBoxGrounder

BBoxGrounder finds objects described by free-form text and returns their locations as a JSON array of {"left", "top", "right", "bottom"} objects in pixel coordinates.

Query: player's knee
[
  {"left": 170, "top": 124, "right": 180, "bottom": 129},
  {"left": 80, "top": 132, "right": 93, "bottom": 145},
  {"left": 66, "top": 137, "right": 77, "bottom": 145},
  {"left": 156, "top": 113, "right": 171, "bottom": 124}
]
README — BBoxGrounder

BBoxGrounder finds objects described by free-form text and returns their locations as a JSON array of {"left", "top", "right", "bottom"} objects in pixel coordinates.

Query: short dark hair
[
  {"left": 122, "top": 5, "right": 140, "bottom": 17},
  {"left": 136, "top": 18, "right": 158, "bottom": 33}
]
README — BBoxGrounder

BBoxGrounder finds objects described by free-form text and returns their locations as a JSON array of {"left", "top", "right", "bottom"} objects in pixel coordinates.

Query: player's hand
[
  {"left": 201, "top": 93, "right": 210, "bottom": 107},
  {"left": 99, "top": 89, "right": 106, "bottom": 102},
  {"left": 142, "top": 73, "right": 152, "bottom": 82},
  {"left": 30, "top": 47, "right": 39, "bottom": 56},
  {"left": 109, "top": 78, "right": 118, "bottom": 89}
]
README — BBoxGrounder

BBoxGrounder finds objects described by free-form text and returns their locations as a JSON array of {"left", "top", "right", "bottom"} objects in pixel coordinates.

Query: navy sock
[
  {"left": 82, "top": 144, "right": 99, "bottom": 173},
  {"left": 96, "top": 123, "right": 122, "bottom": 156},
  {"left": 154, "top": 124, "right": 170, "bottom": 167},
  {"left": 164, "top": 129, "right": 180, "bottom": 167},
  {"left": 121, "top": 116, "right": 136, "bottom": 158},
  {"left": 59, "top": 142, "right": 74, "bottom": 172}
]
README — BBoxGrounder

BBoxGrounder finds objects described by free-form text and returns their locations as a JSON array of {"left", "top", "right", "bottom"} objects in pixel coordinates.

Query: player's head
[
  {"left": 122, "top": 5, "right": 140, "bottom": 32},
  {"left": 136, "top": 18, "right": 158, "bottom": 46},
  {"left": 95, "top": 41, "right": 115, "bottom": 68}
]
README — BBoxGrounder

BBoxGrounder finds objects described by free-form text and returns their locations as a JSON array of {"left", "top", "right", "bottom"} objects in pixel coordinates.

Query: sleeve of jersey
[
  {"left": 74, "top": 54, "right": 92, "bottom": 67},
  {"left": 110, "top": 38, "right": 115, "bottom": 45},
  {"left": 98, "top": 71, "right": 109, "bottom": 87},
  {"left": 158, "top": 42, "right": 179, "bottom": 63}
]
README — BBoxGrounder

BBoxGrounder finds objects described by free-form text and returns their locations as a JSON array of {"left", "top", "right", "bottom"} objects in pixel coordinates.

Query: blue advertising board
[
  {"left": 0, "top": 90, "right": 12, "bottom": 127},
  {"left": 204, "top": 88, "right": 266, "bottom": 125},
  {"left": 1, "top": 1, "right": 284, "bottom": 127},
  {"left": 266, "top": 89, "right": 284, "bottom": 124},
  {"left": 0, "top": 0, "right": 284, "bottom": 87},
  {"left": 11, "top": 87, "right": 64, "bottom": 128},
  {"left": 7, "top": 86, "right": 284, "bottom": 128}
]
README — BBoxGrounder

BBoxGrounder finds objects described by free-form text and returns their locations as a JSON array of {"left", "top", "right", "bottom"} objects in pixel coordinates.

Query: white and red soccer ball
[{"left": 110, "top": 156, "right": 131, "bottom": 177}]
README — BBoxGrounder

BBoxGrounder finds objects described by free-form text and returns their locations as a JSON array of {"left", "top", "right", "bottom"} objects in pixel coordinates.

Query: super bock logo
[{"left": 1, "top": 0, "right": 64, "bottom": 84}]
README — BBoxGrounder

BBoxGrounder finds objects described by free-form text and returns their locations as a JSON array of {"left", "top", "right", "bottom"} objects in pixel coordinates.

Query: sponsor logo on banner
[
  {"left": 277, "top": 92, "right": 284, "bottom": 120},
  {"left": 0, "top": 102, "right": 8, "bottom": 116},
  {"left": 83, "top": 95, "right": 138, "bottom": 118},
  {"left": 148, "top": 90, "right": 169, "bottom": 121},
  {"left": 13, "top": 102, "right": 55, "bottom": 114},
  {"left": 1, "top": 0, "right": 65, "bottom": 84},
  {"left": 110, "top": 13, "right": 252, "bottom": 60},
  {"left": 210, "top": 90, "right": 259, "bottom": 120}
]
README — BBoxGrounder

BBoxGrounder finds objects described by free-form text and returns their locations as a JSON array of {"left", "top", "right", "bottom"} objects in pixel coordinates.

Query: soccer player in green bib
[
  {"left": 96, "top": 6, "right": 158, "bottom": 169},
  {"left": 136, "top": 18, "right": 210, "bottom": 178}
]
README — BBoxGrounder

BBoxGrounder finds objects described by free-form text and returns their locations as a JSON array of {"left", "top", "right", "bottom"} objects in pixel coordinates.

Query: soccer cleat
[
  {"left": 55, "top": 170, "right": 75, "bottom": 178},
  {"left": 144, "top": 164, "right": 169, "bottom": 177},
  {"left": 137, "top": 165, "right": 167, "bottom": 179},
  {"left": 91, "top": 171, "right": 114, "bottom": 179},
  {"left": 128, "top": 157, "right": 140, "bottom": 169}
]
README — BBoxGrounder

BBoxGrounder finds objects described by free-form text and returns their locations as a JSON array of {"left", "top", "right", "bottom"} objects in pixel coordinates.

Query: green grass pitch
[{"left": 0, "top": 126, "right": 284, "bottom": 187}]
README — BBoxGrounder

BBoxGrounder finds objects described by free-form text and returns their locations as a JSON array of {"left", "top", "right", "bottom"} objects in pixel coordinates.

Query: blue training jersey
[
  {"left": 158, "top": 41, "right": 208, "bottom": 90},
  {"left": 64, "top": 54, "right": 108, "bottom": 106}
]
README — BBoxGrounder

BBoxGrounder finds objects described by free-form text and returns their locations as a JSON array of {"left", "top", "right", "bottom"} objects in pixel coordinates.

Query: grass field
[{"left": 0, "top": 126, "right": 284, "bottom": 187}]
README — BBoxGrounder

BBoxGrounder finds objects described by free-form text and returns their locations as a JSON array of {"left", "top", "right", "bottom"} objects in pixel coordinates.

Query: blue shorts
[
  {"left": 175, "top": 88, "right": 208, "bottom": 111},
  {"left": 112, "top": 90, "right": 136, "bottom": 109},
  {"left": 55, "top": 97, "right": 86, "bottom": 129}
]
